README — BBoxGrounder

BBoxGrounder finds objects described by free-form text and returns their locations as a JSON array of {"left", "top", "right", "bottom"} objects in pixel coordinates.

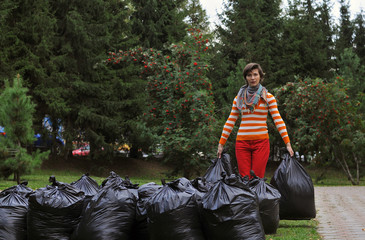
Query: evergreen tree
[
  {"left": 335, "top": 0, "right": 354, "bottom": 60},
  {"left": 183, "top": 0, "right": 210, "bottom": 32},
  {"left": 280, "top": 0, "right": 331, "bottom": 81},
  {"left": 0, "top": 75, "right": 48, "bottom": 183},
  {"left": 0, "top": 0, "right": 62, "bottom": 153},
  {"left": 0, "top": 0, "right": 145, "bottom": 159},
  {"left": 318, "top": 0, "right": 336, "bottom": 71},
  {"left": 47, "top": 0, "right": 144, "bottom": 158},
  {"left": 0, "top": 0, "right": 56, "bottom": 93},
  {"left": 353, "top": 11, "right": 365, "bottom": 66},
  {"left": 131, "top": 0, "right": 188, "bottom": 49},
  {"left": 210, "top": 0, "right": 283, "bottom": 112},
  {"left": 337, "top": 48, "right": 365, "bottom": 96}
]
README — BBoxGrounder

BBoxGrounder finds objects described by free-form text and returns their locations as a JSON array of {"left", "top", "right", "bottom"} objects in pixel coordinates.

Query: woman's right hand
[{"left": 217, "top": 143, "right": 224, "bottom": 158}]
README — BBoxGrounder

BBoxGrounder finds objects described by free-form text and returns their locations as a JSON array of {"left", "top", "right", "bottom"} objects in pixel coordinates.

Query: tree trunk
[
  {"left": 337, "top": 149, "right": 357, "bottom": 185},
  {"left": 353, "top": 153, "right": 360, "bottom": 185},
  {"left": 14, "top": 170, "right": 20, "bottom": 184}
]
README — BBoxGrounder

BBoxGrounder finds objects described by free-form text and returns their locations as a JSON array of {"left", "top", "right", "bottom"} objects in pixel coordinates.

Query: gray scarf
[{"left": 236, "top": 84, "right": 267, "bottom": 112}]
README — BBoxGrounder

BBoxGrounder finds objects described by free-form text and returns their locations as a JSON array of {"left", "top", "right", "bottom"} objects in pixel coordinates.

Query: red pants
[{"left": 235, "top": 139, "right": 270, "bottom": 178}]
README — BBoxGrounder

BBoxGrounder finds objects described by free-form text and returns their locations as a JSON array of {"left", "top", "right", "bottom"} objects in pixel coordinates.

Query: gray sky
[{"left": 200, "top": 0, "right": 365, "bottom": 29}]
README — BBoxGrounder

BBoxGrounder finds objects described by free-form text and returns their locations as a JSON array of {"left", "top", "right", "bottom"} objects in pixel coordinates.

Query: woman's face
[{"left": 246, "top": 69, "right": 260, "bottom": 87}]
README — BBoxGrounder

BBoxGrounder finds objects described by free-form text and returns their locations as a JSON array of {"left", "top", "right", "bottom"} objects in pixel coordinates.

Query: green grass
[
  {"left": 0, "top": 169, "right": 161, "bottom": 190},
  {"left": 266, "top": 220, "right": 322, "bottom": 240}
]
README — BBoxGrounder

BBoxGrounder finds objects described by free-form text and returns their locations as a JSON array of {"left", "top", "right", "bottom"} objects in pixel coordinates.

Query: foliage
[
  {"left": 0, "top": 0, "right": 364, "bottom": 178},
  {"left": 337, "top": 47, "right": 365, "bottom": 96},
  {"left": 210, "top": 0, "right": 284, "bottom": 112},
  {"left": 108, "top": 28, "right": 218, "bottom": 178},
  {"left": 0, "top": 75, "right": 48, "bottom": 183},
  {"left": 130, "top": 0, "right": 188, "bottom": 49},
  {"left": 353, "top": 11, "right": 365, "bottom": 66},
  {"left": 335, "top": 0, "right": 354, "bottom": 60},
  {"left": 0, "top": 0, "right": 144, "bottom": 159},
  {"left": 182, "top": 0, "right": 210, "bottom": 32},
  {"left": 274, "top": 76, "right": 364, "bottom": 185},
  {"left": 280, "top": 0, "right": 334, "bottom": 82}
]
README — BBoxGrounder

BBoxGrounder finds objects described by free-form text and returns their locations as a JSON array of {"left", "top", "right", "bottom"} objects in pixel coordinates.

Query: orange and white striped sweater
[{"left": 219, "top": 92, "right": 290, "bottom": 145}]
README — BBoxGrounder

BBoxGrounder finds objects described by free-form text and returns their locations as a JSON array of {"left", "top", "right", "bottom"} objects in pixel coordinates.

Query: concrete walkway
[{"left": 315, "top": 186, "right": 365, "bottom": 240}]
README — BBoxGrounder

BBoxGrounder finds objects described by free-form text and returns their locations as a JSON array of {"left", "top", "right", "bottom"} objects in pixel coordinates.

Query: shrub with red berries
[
  {"left": 107, "top": 28, "right": 217, "bottom": 178},
  {"left": 275, "top": 77, "right": 364, "bottom": 184}
]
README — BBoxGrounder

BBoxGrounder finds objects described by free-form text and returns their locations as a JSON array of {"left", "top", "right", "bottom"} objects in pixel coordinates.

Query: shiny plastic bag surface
[
  {"left": 146, "top": 178, "right": 205, "bottom": 240},
  {"left": 201, "top": 174, "right": 265, "bottom": 240},
  {"left": 72, "top": 183, "right": 136, "bottom": 240},
  {"left": 203, "top": 153, "right": 234, "bottom": 184},
  {"left": 249, "top": 172, "right": 281, "bottom": 234},
  {"left": 270, "top": 153, "right": 316, "bottom": 220},
  {"left": 27, "top": 178, "right": 85, "bottom": 240},
  {"left": 0, "top": 191, "right": 29, "bottom": 240}
]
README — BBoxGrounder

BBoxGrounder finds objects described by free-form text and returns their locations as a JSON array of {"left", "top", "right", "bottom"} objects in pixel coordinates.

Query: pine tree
[
  {"left": 0, "top": 75, "right": 48, "bottom": 183},
  {"left": 210, "top": 0, "right": 284, "bottom": 111},
  {"left": 0, "top": 0, "right": 146, "bottom": 159},
  {"left": 131, "top": 0, "right": 188, "bottom": 49},
  {"left": 183, "top": 0, "right": 210, "bottom": 32},
  {"left": 337, "top": 48, "right": 365, "bottom": 96},
  {"left": 0, "top": 0, "right": 56, "bottom": 96},
  {"left": 353, "top": 11, "right": 365, "bottom": 66},
  {"left": 48, "top": 0, "right": 145, "bottom": 158},
  {"left": 280, "top": 0, "right": 331, "bottom": 81},
  {"left": 0, "top": 0, "right": 66, "bottom": 155},
  {"left": 335, "top": 0, "right": 354, "bottom": 60},
  {"left": 318, "top": 0, "right": 336, "bottom": 72}
]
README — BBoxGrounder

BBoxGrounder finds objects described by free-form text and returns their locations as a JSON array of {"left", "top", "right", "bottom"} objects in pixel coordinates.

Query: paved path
[{"left": 315, "top": 186, "right": 365, "bottom": 240}]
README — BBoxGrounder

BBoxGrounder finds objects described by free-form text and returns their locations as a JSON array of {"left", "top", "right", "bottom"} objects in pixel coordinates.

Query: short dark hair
[{"left": 243, "top": 63, "right": 264, "bottom": 84}]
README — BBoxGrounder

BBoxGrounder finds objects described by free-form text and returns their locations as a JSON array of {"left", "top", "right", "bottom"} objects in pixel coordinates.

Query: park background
[{"left": 0, "top": 0, "right": 365, "bottom": 189}]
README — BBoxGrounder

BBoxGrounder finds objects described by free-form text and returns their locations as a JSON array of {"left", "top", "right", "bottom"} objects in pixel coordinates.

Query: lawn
[{"left": 2, "top": 156, "right": 361, "bottom": 240}]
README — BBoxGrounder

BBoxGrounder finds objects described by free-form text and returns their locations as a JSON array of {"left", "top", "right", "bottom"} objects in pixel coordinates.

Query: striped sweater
[{"left": 219, "top": 92, "right": 290, "bottom": 145}]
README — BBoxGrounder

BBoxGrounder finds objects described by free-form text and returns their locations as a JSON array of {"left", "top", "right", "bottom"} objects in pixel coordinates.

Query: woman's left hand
[{"left": 286, "top": 142, "right": 294, "bottom": 157}]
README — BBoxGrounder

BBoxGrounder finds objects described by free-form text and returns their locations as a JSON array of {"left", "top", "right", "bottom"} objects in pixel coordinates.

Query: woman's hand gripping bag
[
  {"left": 203, "top": 153, "right": 234, "bottom": 184},
  {"left": 270, "top": 153, "right": 316, "bottom": 220}
]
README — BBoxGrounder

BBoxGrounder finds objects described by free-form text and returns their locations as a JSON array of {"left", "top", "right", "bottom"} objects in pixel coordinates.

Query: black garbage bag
[
  {"left": 270, "top": 153, "right": 316, "bottom": 220},
  {"left": 71, "top": 173, "right": 99, "bottom": 214},
  {"left": 190, "top": 177, "right": 212, "bottom": 199},
  {"left": 101, "top": 171, "right": 124, "bottom": 187},
  {"left": 1, "top": 181, "right": 33, "bottom": 198},
  {"left": 72, "top": 182, "right": 137, "bottom": 240},
  {"left": 122, "top": 175, "right": 140, "bottom": 199},
  {"left": 71, "top": 173, "right": 99, "bottom": 196},
  {"left": 249, "top": 171, "right": 281, "bottom": 234},
  {"left": 146, "top": 178, "right": 205, "bottom": 240},
  {"left": 101, "top": 172, "right": 139, "bottom": 199},
  {"left": 0, "top": 190, "right": 29, "bottom": 240},
  {"left": 27, "top": 176, "right": 85, "bottom": 240},
  {"left": 201, "top": 173, "right": 265, "bottom": 240},
  {"left": 132, "top": 182, "right": 162, "bottom": 240},
  {"left": 203, "top": 153, "right": 234, "bottom": 184}
]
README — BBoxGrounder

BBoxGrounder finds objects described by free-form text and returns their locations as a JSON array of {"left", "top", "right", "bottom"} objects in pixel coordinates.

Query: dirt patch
[
  {"left": 41, "top": 155, "right": 173, "bottom": 179},
  {"left": 41, "top": 155, "right": 288, "bottom": 180}
]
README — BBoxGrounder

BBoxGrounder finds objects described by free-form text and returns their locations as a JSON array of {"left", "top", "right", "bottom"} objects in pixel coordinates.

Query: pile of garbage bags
[{"left": 0, "top": 152, "right": 315, "bottom": 240}]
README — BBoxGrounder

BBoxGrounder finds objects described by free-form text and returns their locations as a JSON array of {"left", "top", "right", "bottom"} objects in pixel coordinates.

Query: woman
[{"left": 217, "top": 63, "right": 294, "bottom": 178}]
